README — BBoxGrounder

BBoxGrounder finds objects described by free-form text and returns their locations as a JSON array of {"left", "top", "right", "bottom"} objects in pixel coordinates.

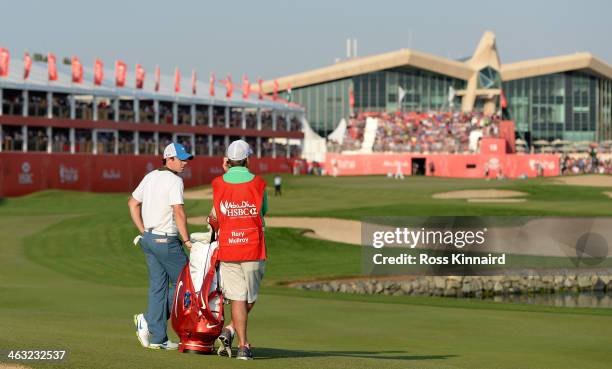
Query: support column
[
  {"left": 134, "top": 98, "right": 140, "bottom": 123},
  {"left": 154, "top": 100, "right": 160, "bottom": 124},
  {"left": 113, "top": 98, "right": 119, "bottom": 122},
  {"left": 272, "top": 111, "right": 277, "bottom": 131},
  {"left": 47, "top": 126, "right": 52, "bottom": 153},
  {"left": 241, "top": 108, "right": 246, "bottom": 129},
  {"left": 47, "top": 92, "right": 53, "bottom": 118},
  {"left": 92, "top": 129, "right": 98, "bottom": 155},
  {"left": 134, "top": 131, "right": 140, "bottom": 155},
  {"left": 92, "top": 96, "right": 98, "bottom": 121},
  {"left": 69, "top": 128, "right": 75, "bottom": 154},
  {"left": 172, "top": 102, "right": 178, "bottom": 125},
  {"left": 114, "top": 130, "right": 119, "bottom": 155},
  {"left": 224, "top": 135, "right": 229, "bottom": 150},
  {"left": 22, "top": 90, "right": 28, "bottom": 117},
  {"left": 207, "top": 135, "right": 213, "bottom": 156},
  {"left": 70, "top": 95, "right": 76, "bottom": 120},
  {"left": 190, "top": 134, "right": 196, "bottom": 155},
  {"left": 257, "top": 108, "right": 262, "bottom": 130},
  {"left": 272, "top": 137, "right": 276, "bottom": 158},
  {"left": 0, "top": 88, "right": 3, "bottom": 116},
  {"left": 224, "top": 106, "right": 230, "bottom": 129},
  {"left": 0, "top": 124, "right": 3, "bottom": 152},
  {"left": 256, "top": 136, "right": 261, "bottom": 158},
  {"left": 191, "top": 104, "right": 196, "bottom": 126},
  {"left": 208, "top": 105, "right": 213, "bottom": 127},
  {"left": 22, "top": 126, "right": 27, "bottom": 152},
  {"left": 154, "top": 132, "right": 159, "bottom": 155}
]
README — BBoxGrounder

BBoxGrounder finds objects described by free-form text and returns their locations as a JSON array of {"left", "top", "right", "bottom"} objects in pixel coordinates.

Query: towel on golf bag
[{"left": 171, "top": 232, "right": 224, "bottom": 353}]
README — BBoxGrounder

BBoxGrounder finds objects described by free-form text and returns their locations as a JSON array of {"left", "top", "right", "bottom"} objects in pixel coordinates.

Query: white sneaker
[
  {"left": 134, "top": 313, "right": 150, "bottom": 348},
  {"left": 148, "top": 340, "right": 179, "bottom": 350}
]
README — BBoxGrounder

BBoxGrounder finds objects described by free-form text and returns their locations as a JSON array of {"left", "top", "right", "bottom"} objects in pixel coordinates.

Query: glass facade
[
  {"left": 285, "top": 68, "right": 465, "bottom": 135},
  {"left": 504, "top": 72, "right": 612, "bottom": 142}
]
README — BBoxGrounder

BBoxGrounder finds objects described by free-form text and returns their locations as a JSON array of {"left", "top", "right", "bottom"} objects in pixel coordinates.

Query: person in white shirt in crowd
[
  {"left": 128, "top": 142, "right": 194, "bottom": 350},
  {"left": 273, "top": 174, "right": 282, "bottom": 196}
]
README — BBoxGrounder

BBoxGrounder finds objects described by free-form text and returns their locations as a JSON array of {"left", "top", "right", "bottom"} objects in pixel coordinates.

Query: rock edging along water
[{"left": 290, "top": 271, "right": 612, "bottom": 297}]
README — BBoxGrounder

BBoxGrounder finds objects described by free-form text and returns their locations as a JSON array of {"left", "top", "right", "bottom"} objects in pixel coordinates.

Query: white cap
[
  {"left": 163, "top": 142, "right": 193, "bottom": 160},
  {"left": 226, "top": 140, "right": 252, "bottom": 161}
]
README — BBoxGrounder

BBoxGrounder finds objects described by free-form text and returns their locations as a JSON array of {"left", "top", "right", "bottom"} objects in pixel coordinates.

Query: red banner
[
  {"left": 209, "top": 73, "right": 215, "bottom": 97},
  {"left": 174, "top": 67, "right": 181, "bottom": 93},
  {"left": 115, "top": 60, "right": 127, "bottom": 87},
  {"left": 48, "top": 53, "right": 58, "bottom": 81},
  {"left": 71, "top": 56, "right": 83, "bottom": 84},
  {"left": 154, "top": 65, "right": 160, "bottom": 92},
  {"left": 242, "top": 75, "right": 250, "bottom": 99},
  {"left": 258, "top": 78, "right": 263, "bottom": 100},
  {"left": 0, "top": 153, "right": 296, "bottom": 197},
  {"left": 191, "top": 69, "right": 197, "bottom": 95},
  {"left": 325, "top": 152, "right": 560, "bottom": 179},
  {"left": 273, "top": 79, "right": 279, "bottom": 100},
  {"left": 225, "top": 75, "right": 233, "bottom": 99},
  {"left": 23, "top": 52, "right": 32, "bottom": 80},
  {"left": 0, "top": 47, "right": 8, "bottom": 77},
  {"left": 135, "top": 64, "right": 145, "bottom": 89},
  {"left": 94, "top": 58, "right": 104, "bottom": 86}
]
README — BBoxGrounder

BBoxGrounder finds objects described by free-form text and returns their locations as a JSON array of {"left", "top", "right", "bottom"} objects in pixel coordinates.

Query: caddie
[
  {"left": 127, "top": 142, "right": 194, "bottom": 350},
  {"left": 211, "top": 139, "right": 268, "bottom": 360}
]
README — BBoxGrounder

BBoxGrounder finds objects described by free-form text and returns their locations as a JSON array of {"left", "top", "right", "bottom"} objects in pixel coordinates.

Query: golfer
[
  {"left": 211, "top": 139, "right": 268, "bottom": 360},
  {"left": 128, "top": 142, "right": 194, "bottom": 350}
]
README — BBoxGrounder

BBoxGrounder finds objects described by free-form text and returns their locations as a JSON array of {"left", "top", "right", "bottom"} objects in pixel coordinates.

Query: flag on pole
[
  {"left": 115, "top": 60, "right": 127, "bottom": 87},
  {"left": 500, "top": 89, "right": 508, "bottom": 109},
  {"left": 23, "top": 52, "right": 32, "bottom": 80},
  {"left": 94, "top": 58, "right": 104, "bottom": 86},
  {"left": 242, "top": 74, "right": 250, "bottom": 99},
  {"left": 0, "top": 48, "right": 8, "bottom": 77},
  {"left": 135, "top": 64, "right": 145, "bottom": 89},
  {"left": 398, "top": 86, "right": 407, "bottom": 103},
  {"left": 273, "top": 79, "right": 279, "bottom": 100},
  {"left": 209, "top": 73, "right": 215, "bottom": 97},
  {"left": 191, "top": 69, "right": 197, "bottom": 95},
  {"left": 287, "top": 83, "right": 292, "bottom": 102},
  {"left": 154, "top": 65, "right": 160, "bottom": 92},
  {"left": 258, "top": 78, "right": 263, "bottom": 100},
  {"left": 174, "top": 67, "right": 181, "bottom": 93},
  {"left": 71, "top": 56, "right": 83, "bottom": 84},
  {"left": 225, "top": 74, "right": 233, "bottom": 99},
  {"left": 48, "top": 53, "right": 58, "bottom": 81},
  {"left": 448, "top": 86, "right": 456, "bottom": 108}
]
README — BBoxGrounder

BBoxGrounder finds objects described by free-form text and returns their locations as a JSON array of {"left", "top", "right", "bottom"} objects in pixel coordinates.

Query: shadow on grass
[{"left": 254, "top": 347, "right": 456, "bottom": 361}]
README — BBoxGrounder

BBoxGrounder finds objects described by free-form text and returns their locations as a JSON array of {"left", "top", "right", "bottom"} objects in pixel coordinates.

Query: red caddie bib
[{"left": 212, "top": 175, "right": 266, "bottom": 262}]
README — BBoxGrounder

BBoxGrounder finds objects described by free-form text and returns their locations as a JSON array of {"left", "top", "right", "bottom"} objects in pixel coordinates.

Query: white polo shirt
[{"left": 132, "top": 169, "right": 184, "bottom": 234}]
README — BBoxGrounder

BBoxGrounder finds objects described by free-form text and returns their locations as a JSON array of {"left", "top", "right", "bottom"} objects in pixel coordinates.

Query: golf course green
[{"left": 1, "top": 175, "right": 612, "bottom": 369}]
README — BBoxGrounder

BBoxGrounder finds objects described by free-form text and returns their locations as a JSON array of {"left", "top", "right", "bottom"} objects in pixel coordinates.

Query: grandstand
[{"left": 0, "top": 51, "right": 306, "bottom": 196}]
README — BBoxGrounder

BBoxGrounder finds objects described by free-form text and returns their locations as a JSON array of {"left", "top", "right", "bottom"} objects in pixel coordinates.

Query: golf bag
[{"left": 171, "top": 232, "right": 224, "bottom": 354}]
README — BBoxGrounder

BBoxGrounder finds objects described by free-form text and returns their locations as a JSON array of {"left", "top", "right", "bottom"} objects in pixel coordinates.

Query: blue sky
[{"left": 2, "top": 0, "right": 610, "bottom": 80}]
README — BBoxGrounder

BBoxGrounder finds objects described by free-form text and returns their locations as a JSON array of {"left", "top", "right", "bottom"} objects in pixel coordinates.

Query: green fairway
[{"left": 2, "top": 175, "right": 612, "bottom": 369}]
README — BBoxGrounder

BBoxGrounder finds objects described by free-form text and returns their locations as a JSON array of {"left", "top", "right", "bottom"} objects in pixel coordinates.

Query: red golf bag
[{"left": 171, "top": 238, "right": 224, "bottom": 354}]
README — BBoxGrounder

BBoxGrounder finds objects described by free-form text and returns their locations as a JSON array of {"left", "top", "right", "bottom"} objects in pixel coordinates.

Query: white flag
[
  {"left": 448, "top": 86, "right": 456, "bottom": 107},
  {"left": 398, "top": 86, "right": 407, "bottom": 103}
]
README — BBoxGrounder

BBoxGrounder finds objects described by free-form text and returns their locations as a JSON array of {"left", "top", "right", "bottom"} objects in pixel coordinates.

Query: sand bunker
[
  {"left": 433, "top": 189, "right": 527, "bottom": 200},
  {"left": 184, "top": 187, "right": 213, "bottom": 200},
  {"left": 467, "top": 198, "right": 527, "bottom": 203},
  {"left": 553, "top": 175, "right": 612, "bottom": 187}
]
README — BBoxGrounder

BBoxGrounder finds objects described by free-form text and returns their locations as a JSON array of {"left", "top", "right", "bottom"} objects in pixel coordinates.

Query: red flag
[
  {"left": 174, "top": 67, "right": 181, "bottom": 93},
  {"left": 135, "top": 64, "right": 145, "bottom": 89},
  {"left": 242, "top": 74, "right": 250, "bottom": 99},
  {"left": 349, "top": 87, "right": 355, "bottom": 107},
  {"left": 273, "top": 79, "right": 279, "bottom": 100},
  {"left": 209, "top": 73, "right": 215, "bottom": 97},
  {"left": 0, "top": 48, "right": 8, "bottom": 77},
  {"left": 71, "top": 56, "right": 83, "bottom": 84},
  {"left": 115, "top": 60, "right": 127, "bottom": 87},
  {"left": 94, "top": 58, "right": 104, "bottom": 86},
  {"left": 225, "top": 74, "right": 233, "bottom": 99},
  {"left": 48, "top": 52, "right": 58, "bottom": 81},
  {"left": 191, "top": 69, "right": 197, "bottom": 95},
  {"left": 500, "top": 89, "right": 508, "bottom": 109},
  {"left": 154, "top": 65, "right": 160, "bottom": 92},
  {"left": 23, "top": 52, "right": 32, "bottom": 80},
  {"left": 258, "top": 78, "right": 263, "bottom": 100}
]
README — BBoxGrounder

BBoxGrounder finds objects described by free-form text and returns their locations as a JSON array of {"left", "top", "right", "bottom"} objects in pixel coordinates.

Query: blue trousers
[{"left": 141, "top": 232, "right": 188, "bottom": 344}]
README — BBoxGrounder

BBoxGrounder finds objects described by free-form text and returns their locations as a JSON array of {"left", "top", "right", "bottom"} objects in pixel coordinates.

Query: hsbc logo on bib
[{"left": 220, "top": 200, "right": 258, "bottom": 217}]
